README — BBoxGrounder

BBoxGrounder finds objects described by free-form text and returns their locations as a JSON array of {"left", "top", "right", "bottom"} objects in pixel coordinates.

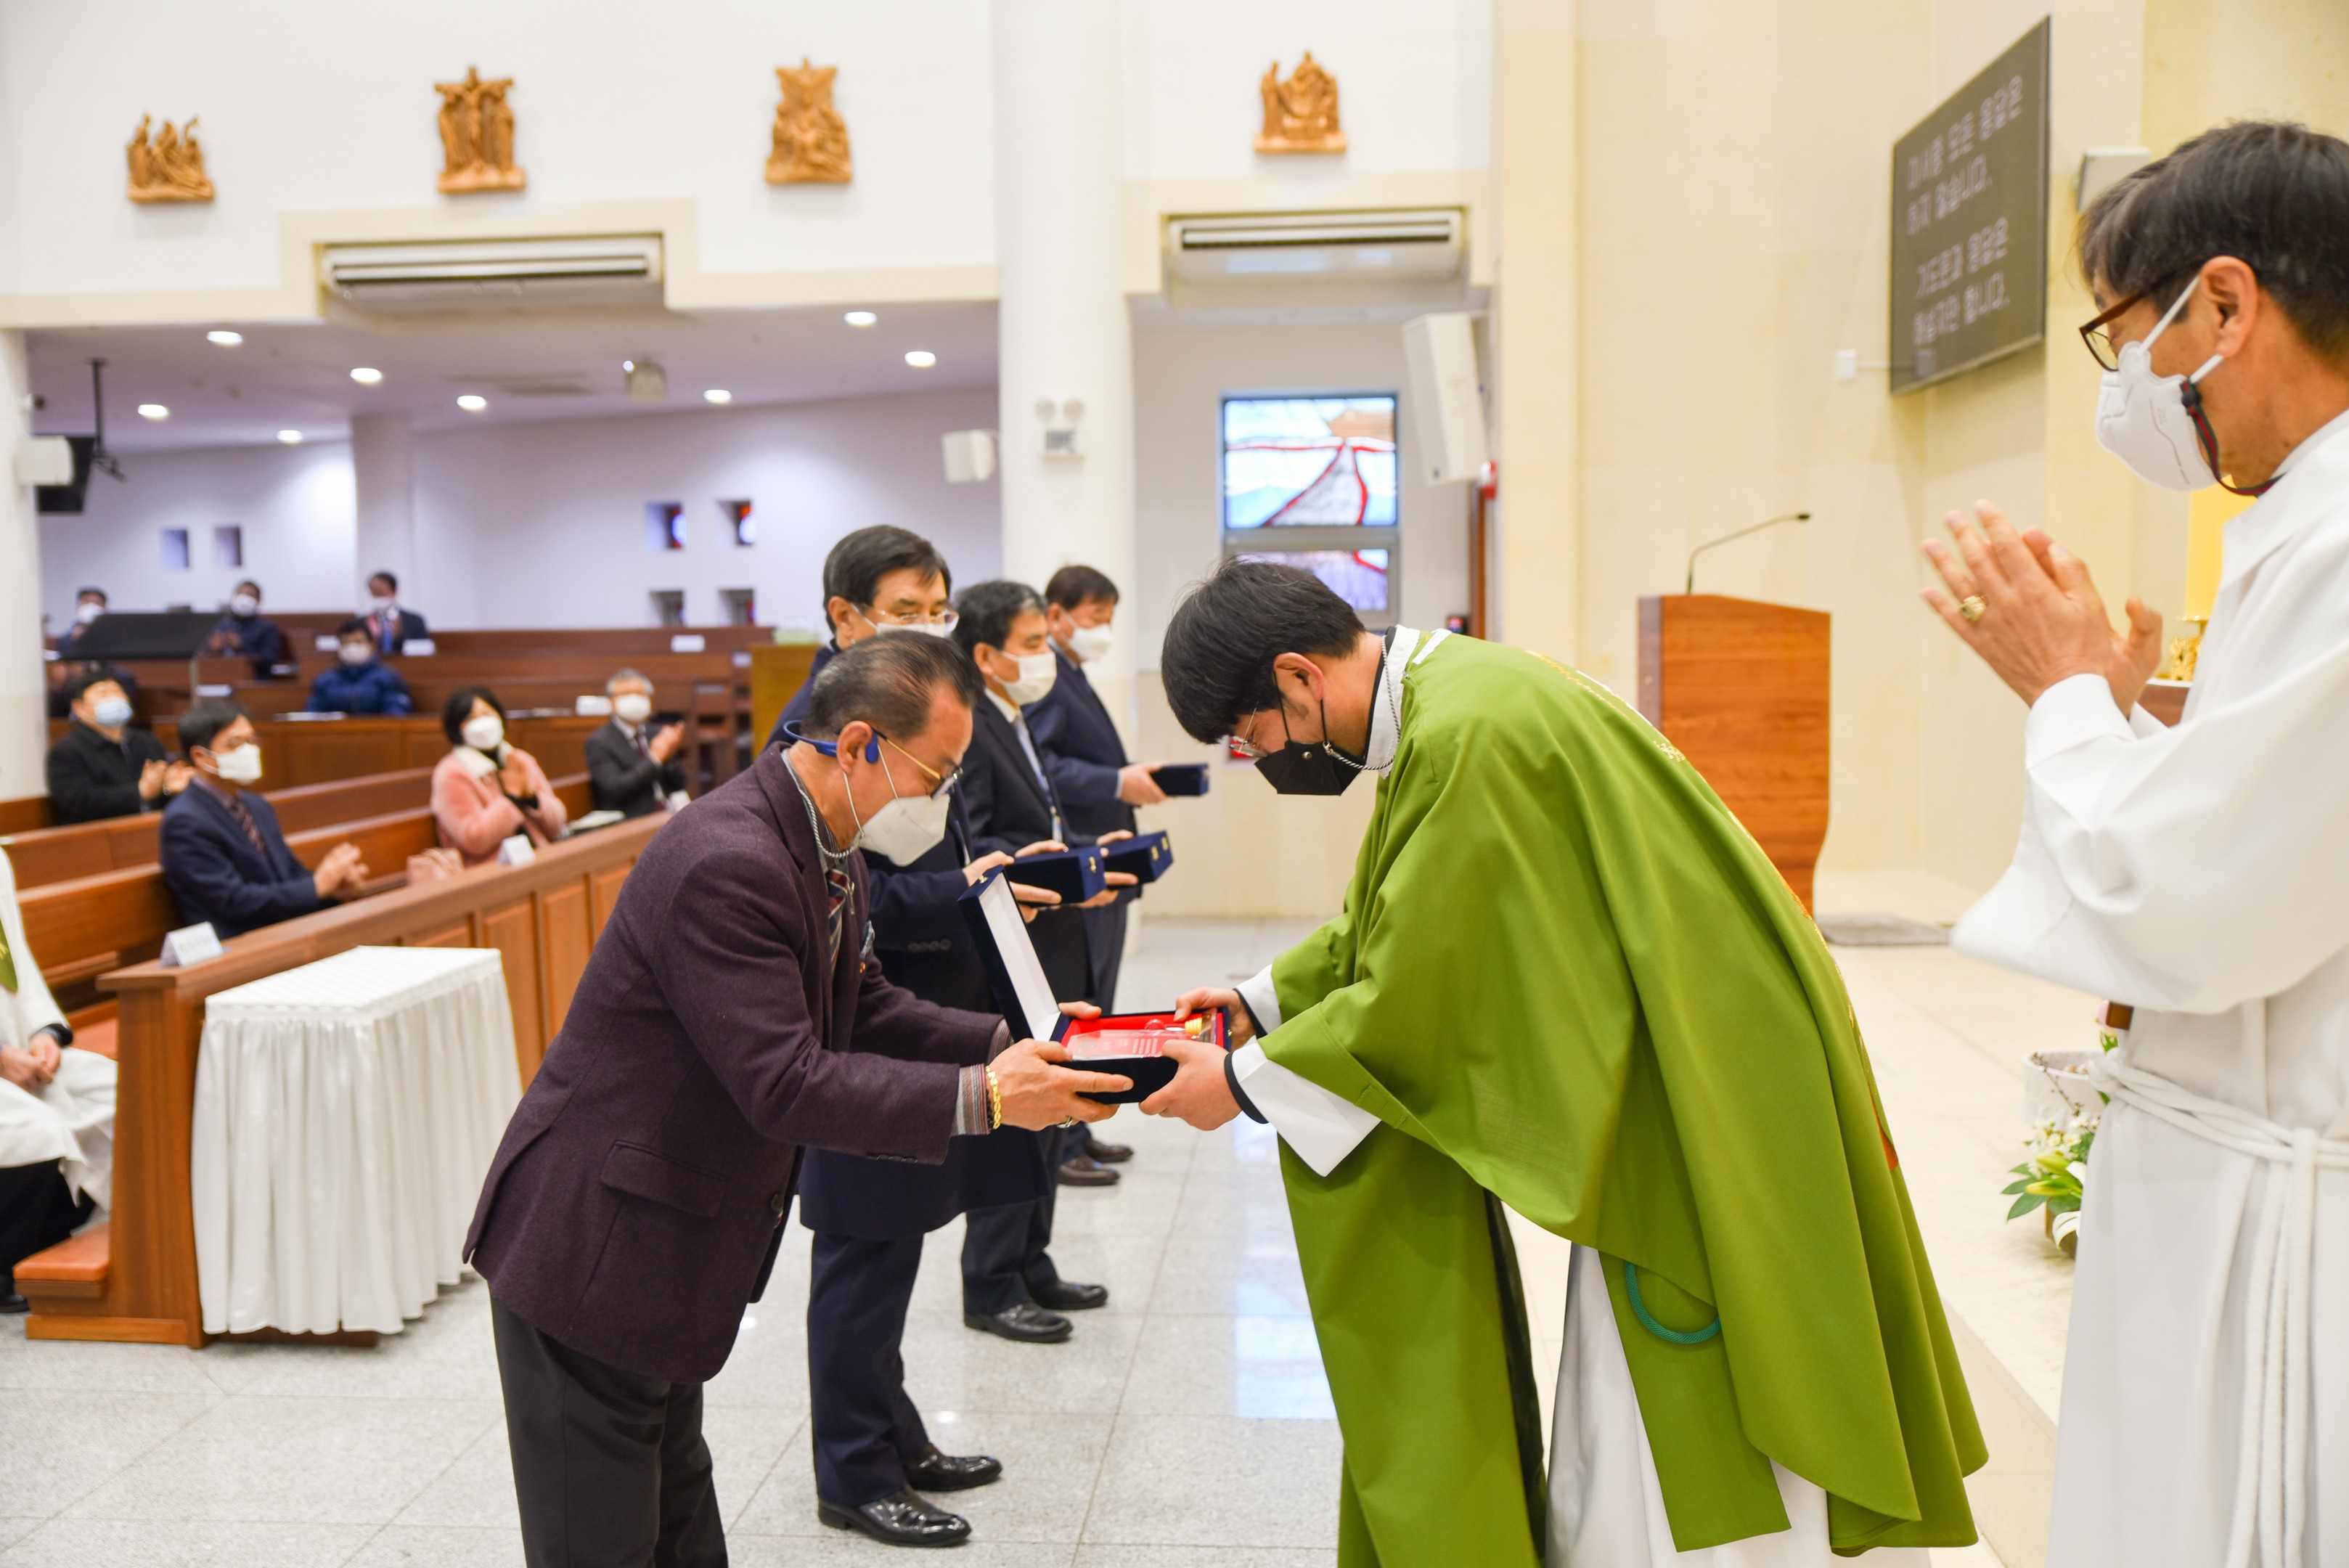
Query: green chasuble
[{"left": 1258, "top": 632, "right": 1983, "bottom": 1564}]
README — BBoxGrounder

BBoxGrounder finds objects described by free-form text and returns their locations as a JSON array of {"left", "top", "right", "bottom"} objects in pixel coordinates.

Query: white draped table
[{"left": 192, "top": 945, "right": 521, "bottom": 1336}]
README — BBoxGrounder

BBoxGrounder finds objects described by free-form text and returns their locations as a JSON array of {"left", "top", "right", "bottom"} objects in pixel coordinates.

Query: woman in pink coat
[{"left": 430, "top": 687, "right": 568, "bottom": 866}]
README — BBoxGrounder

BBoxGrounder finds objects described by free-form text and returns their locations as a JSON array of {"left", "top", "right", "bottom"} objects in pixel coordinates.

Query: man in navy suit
[
  {"left": 364, "top": 571, "right": 430, "bottom": 654},
  {"left": 1029, "top": 567, "right": 1167, "bottom": 1178},
  {"left": 765, "top": 527, "right": 959, "bottom": 749},
  {"left": 158, "top": 701, "right": 370, "bottom": 938}
]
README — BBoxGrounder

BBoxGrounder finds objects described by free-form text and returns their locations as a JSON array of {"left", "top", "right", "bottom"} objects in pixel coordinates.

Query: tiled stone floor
[{"left": 0, "top": 907, "right": 2047, "bottom": 1565}]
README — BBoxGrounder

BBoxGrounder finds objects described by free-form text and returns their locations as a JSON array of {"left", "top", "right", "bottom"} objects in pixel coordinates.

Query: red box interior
[{"left": 1060, "top": 1009, "right": 1228, "bottom": 1050}]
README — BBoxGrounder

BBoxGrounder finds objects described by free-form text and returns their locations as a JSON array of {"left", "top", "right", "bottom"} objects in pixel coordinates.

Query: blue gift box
[
  {"left": 1003, "top": 843, "right": 1106, "bottom": 904},
  {"left": 957, "top": 869, "right": 1224, "bottom": 1103},
  {"left": 1103, "top": 830, "right": 1174, "bottom": 885},
  {"left": 1151, "top": 764, "right": 1210, "bottom": 796}
]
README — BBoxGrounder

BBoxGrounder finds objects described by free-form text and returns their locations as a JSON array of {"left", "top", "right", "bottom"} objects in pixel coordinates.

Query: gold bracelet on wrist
[{"left": 985, "top": 1065, "right": 1002, "bottom": 1130}]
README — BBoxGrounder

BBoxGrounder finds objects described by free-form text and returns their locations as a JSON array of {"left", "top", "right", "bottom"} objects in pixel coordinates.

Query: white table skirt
[{"left": 192, "top": 946, "right": 520, "bottom": 1336}]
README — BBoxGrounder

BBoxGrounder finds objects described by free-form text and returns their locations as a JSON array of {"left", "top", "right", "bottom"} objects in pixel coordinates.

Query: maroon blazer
[{"left": 465, "top": 745, "right": 1000, "bottom": 1383}]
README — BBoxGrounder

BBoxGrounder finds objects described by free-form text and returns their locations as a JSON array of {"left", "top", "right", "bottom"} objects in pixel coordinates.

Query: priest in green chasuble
[{"left": 1143, "top": 561, "right": 1984, "bottom": 1566}]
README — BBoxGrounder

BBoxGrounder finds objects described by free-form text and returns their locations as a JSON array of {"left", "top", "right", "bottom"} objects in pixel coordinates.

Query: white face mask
[
  {"left": 370, "top": 596, "right": 397, "bottom": 615},
  {"left": 2094, "top": 277, "right": 2232, "bottom": 491},
  {"left": 89, "top": 695, "right": 134, "bottom": 730},
  {"left": 75, "top": 602, "right": 104, "bottom": 625},
  {"left": 874, "top": 619, "right": 955, "bottom": 639},
  {"left": 338, "top": 642, "right": 372, "bottom": 666},
  {"left": 212, "top": 743, "right": 263, "bottom": 785},
  {"left": 462, "top": 714, "right": 506, "bottom": 752},
  {"left": 846, "top": 753, "right": 953, "bottom": 865},
  {"left": 229, "top": 594, "right": 260, "bottom": 618},
  {"left": 1000, "top": 650, "right": 1058, "bottom": 706},
  {"left": 1068, "top": 624, "right": 1114, "bottom": 665},
  {"left": 613, "top": 693, "right": 653, "bottom": 724}
]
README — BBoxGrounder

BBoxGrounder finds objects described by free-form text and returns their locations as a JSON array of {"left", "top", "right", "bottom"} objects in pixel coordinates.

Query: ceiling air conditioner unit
[
  {"left": 1167, "top": 209, "right": 1463, "bottom": 290},
  {"left": 319, "top": 236, "right": 663, "bottom": 314}
]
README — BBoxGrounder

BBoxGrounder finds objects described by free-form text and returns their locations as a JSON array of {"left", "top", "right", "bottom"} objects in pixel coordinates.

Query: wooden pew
[
  {"left": 0, "top": 795, "right": 52, "bottom": 835},
  {"left": 4, "top": 769, "right": 441, "bottom": 889},
  {"left": 15, "top": 808, "right": 663, "bottom": 1345},
  {"left": 17, "top": 777, "right": 595, "bottom": 1009}
]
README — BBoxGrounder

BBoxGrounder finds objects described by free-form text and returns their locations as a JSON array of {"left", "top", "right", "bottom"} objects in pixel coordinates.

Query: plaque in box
[{"left": 957, "top": 869, "right": 1226, "bottom": 1103}]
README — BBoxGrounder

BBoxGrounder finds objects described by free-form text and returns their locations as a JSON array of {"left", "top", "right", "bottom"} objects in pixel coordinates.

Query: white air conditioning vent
[
  {"left": 1167, "top": 209, "right": 1463, "bottom": 286},
  {"left": 319, "top": 237, "right": 663, "bottom": 313}
]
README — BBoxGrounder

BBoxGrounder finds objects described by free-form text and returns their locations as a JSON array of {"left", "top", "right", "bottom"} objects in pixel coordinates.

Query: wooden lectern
[{"left": 1636, "top": 594, "right": 1830, "bottom": 911}]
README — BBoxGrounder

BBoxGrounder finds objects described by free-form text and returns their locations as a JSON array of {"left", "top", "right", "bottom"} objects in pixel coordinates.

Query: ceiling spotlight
[
  {"left": 351, "top": 367, "right": 383, "bottom": 385},
  {"left": 622, "top": 359, "right": 636, "bottom": 372},
  {"left": 206, "top": 330, "right": 243, "bottom": 346},
  {"left": 457, "top": 394, "right": 488, "bottom": 412},
  {"left": 277, "top": 429, "right": 303, "bottom": 444},
  {"left": 845, "top": 310, "right": 878, "bottom": 327},
  {"left": 138, "top": 403, "right": 169, "bottom": 420},
  {"left": 703, "top": 388, "right": 732, "bottom": 404},
  {"left": 904, "top": 350, "right": 937, "bottom": 369}
]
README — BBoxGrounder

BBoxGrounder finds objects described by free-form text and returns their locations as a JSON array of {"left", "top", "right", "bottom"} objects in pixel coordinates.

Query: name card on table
[
  {"left": 158, "top": 921, "right": 222, "bottom": 968},
  {"left": 575, "top": 695, "right": 614, "bottom": 716},
  {"left": 497, "top": 834, "right": 536, "bottom": 867},
  {"left": 669, "top": 633, "right": 706, "bottom": 653},
  {"left": 403, "top": 638, "right": 436, "bottom": 656}
]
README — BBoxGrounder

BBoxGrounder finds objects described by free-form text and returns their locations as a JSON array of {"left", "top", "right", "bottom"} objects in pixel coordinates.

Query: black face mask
[{"left": 1254, "top": 698, "right": 1370, "bottom": 796}]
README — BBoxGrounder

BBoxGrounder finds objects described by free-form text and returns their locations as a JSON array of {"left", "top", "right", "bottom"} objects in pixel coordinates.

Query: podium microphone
[{"left": 1685, "top": 512, "right": 1811, "bottom": 594}]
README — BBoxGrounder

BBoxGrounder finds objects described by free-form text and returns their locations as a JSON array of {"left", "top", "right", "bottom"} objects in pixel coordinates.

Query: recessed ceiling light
[
  {"left": 138, "top": 403, "right": 168, "bottom": 420},
  {"left": 622, "top": 359, "right": 636, "bottom": 372},
  {"left": 206, "top": 330, "right": 243, "bottom": 346},
  {"left": 845, "top": 310, "right": 878, "bottom": 327},
  {"left": 350, "top": 367, "right": 383, "bottom": 385},
  {"left": 277, "top": 429, "right": 303, "bottom": 444},
  {"left": 904, "top": 350, "right": 937, "bottom": 368},
  {"left": 703, "top": 388, "right": 732, "bottom": 404},
  {"left": 457, "top": 394, "right": 488, "bottom": 412}
]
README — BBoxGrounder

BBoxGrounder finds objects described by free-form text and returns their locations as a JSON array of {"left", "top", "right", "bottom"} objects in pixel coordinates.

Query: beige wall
[{"left": 1492, "top": 0, "right": 2348, "bottom": 896}]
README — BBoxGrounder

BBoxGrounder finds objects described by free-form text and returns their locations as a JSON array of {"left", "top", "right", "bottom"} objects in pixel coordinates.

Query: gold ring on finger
[{"left": 1958, "top": 595, "right": 1987, "bottom": 624}]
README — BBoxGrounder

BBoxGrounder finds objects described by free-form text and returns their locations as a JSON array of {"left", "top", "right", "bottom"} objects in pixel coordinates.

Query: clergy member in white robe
[
  {"left": 0, "top": 844, "right": 116, "bottom": 1216},
  {"left": 1921, "top": 121, "right": 2349, "bottom": 1568}
]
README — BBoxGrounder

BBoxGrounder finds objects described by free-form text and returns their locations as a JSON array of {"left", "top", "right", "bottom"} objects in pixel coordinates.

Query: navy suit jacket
[
  {"left": 1028, "top": 646, "right": 1136, "bottom": 840},
  {"left": 763, "top": 642, "right": 838, "bottom": 751},
  {"left": 465, "top": 746, "right": 1000, "bottom": 1382},
  {"left": 158, "top": 781, "right": 322, "bottom": 938}
]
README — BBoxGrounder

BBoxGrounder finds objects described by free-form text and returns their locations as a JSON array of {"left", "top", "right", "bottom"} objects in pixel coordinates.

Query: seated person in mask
[
  {"left": 433, "top": 687, "right": 568, "bottom": 866},
  {"left": 53, "top": 587, "right": 108, "bottom": 658},
  {"left": 159, "top": 701, "right": 370, "bottom": 939},
  {"left": 585, "top": 669, "right": 690, "bottom": 818},
  {"left": 44, "top": 668, "right": 189, "bottom": 824},
  {"left": 364, "top": 571, "right": 429, "bottom": 655},
  {"left": 205, "top": 580, "right": 292, "bottom": 677},
  {"left": 306, "top": 621, "right": 413, "bottom": 715},
  {"left": 0, "top": 844, "right": 115, "bottom": 1314}
]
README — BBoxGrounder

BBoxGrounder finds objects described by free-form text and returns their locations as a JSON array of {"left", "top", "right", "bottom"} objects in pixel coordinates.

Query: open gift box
[{"left": 958, "top": 867, "right": 1226, "bottom": 1103}]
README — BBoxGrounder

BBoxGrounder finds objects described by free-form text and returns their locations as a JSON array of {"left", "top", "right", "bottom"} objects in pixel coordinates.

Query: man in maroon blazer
[{"left": 465, "top": 633, "right": 1127, "bottom": 1568}]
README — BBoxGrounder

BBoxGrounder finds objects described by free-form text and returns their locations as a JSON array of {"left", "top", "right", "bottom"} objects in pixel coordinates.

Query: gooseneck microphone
[{"left": 1685, "top": 513, "right": 1812, "bottom": 594}]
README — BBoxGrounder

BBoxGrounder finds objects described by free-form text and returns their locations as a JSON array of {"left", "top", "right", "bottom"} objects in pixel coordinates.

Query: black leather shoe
[
  {"left": 1058, "top": 1153, "right": 1121, "bottom": 1187},
  {"left": 1082, "top": 1135, "right": 1133, "bottom": 1164},
  {"left": 1031, "top": 1278, "right": 1108, "bottom": 1312},
  {"left": 963, "top": 1302, "right": 1072, "bottom": 1343},
  {"left": 902, "top": 1442, "right": 1002, "bottom": 1492},
  {"left": 819, "top": 1487, "right": 971, "bottom": 1546},
  {"left": 0, "top": 1291, "right": 25, "bottom": 1315}
]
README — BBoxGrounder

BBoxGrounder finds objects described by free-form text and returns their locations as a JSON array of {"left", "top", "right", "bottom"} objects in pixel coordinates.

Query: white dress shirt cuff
[
  {"left": 2025, "top": 672, "right": 2134, "bottom": 765},
  {"left": 1230, "top": 1042, "right": 1380, "bottom": 1177},
  {"left": 1235, "top": 965, "right": 1284, "bottom": 1034}
]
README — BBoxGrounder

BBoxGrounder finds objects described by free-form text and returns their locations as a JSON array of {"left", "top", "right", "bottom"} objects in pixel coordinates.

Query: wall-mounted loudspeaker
[{"left": 1402, "top": 312, "right": 1487, "bottom": 485}]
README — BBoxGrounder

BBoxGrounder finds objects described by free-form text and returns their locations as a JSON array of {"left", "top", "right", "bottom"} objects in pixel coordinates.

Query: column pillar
[
  {"left": 1490, "top": 0, "right": 1579, "bottom": 662},
  {"left": 994, "top": 0, "right": 1137, "bottom": 733},
  {"left": 351, "top": 414, "right": 417, "bottom": 603},
  {"left": 0, "top": 331, "right": 49, "bottom": 800}
]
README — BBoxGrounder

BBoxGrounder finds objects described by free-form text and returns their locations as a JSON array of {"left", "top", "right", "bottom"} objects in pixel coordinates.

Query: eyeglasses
[
  {"left": 881, "top": 734, "right": 963, "bottom": 798},
  {"left": 2078, "top": 291, "right": 2148, "bottom": 372},
  {"left": 862, "top": 605, "right": 959, "bottom": 633}
]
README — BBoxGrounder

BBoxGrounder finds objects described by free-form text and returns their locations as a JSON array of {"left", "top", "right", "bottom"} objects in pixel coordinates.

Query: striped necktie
[{"left": 825, "top": 864, "right": 853, "bottom": 964}]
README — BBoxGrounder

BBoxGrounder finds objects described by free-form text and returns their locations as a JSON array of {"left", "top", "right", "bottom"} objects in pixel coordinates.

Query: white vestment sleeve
[
  {"left": 1235, "top": 965, "right": 1284, "bottom": 1034},
  {"left": 1955, "top": 656, "right": 2349, "bottom": 1013},
  {"left": 1230, "top": 1042, "right": 1380, "bottom": 1177}
]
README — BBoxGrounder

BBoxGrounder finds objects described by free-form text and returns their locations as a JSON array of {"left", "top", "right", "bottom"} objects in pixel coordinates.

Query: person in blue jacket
[{"left": 307, "top": 620, "right": 413, "bottom": 715}]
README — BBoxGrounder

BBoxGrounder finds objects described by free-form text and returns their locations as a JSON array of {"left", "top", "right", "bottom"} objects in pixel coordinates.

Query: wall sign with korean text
[{"left": 1888, "top": 19, "right": 2049, "bottom": 394}]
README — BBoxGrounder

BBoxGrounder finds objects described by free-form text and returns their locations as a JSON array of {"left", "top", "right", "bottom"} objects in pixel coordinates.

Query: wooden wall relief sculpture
[
  {"left": 1256, "top": 52, "right": 1345, "bottom": 153},
  {"left": 435, "top": 67, "right": 526, "bottom": 193},
  {"left": 126, "top": 115, "right": 214, "bottom": 203},
  {"left": 767, "top": 58, "right": 852, "bottom": 184}
]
